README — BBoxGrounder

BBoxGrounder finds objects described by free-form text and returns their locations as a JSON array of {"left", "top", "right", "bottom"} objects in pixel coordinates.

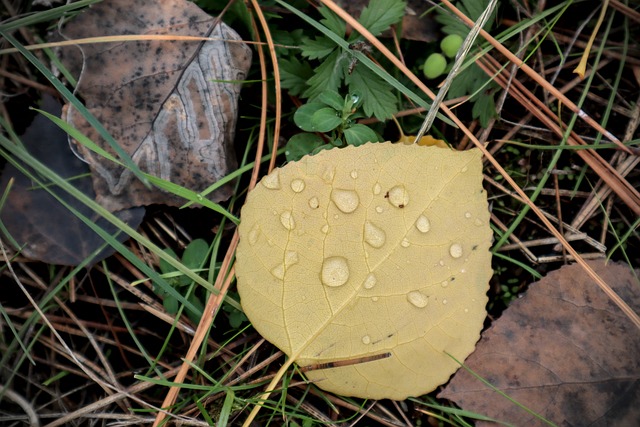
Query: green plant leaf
[
  {"left": 280, "top": 57, "right": 313, "bottom": 96},
  {"left": 472, "top": 91, "right": 497, "bottom": 128},
  {"left": 358, "top": 0, "right": 406, "bottom": 37},
  {"left": 160, "top": 248, "right": 180, "bottom": 275},
  {"left": 317, "top": 5, "right": 346, "bottom": 36},
  {"left": 343, "top": 124, "right": 379, "bottom": 146},
  {"left": 285, "top": 133, "right": 325, "bottom": 161},
  {"left": 301, "top": 35, "right": 336, "bottom": 60},
  {"left": 303, "top": 50, "right": 345, "bottom": 99},
  {"left": 182, "top": 238, "right": 209, "bottom": 270},
  {"left": 318, "top": 90, "right": 345, "bottom": 111},
  {"left": 294, "top": 102, "right": 326, "bottom": 132},
  {"left": 346, "top": 66, "right": 398, "bottom": 120},
  {"left": 311, "top": 107, "right": 342, "bottom": 132}
]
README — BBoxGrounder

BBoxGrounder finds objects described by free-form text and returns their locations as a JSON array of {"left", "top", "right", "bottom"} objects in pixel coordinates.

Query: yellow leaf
[{"left": 236, "top": 142, "right": 492, "bottom": 400}]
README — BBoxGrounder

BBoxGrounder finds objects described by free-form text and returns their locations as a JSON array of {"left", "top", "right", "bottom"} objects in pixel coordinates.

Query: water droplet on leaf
[
  {"left": 364, "top": 221, "right": 386, "bottom": 248},
  {"left": 388, "top": 185, "right": 409, "bottom": 208},
  {"left": 407, "top": 291, "right": 429, "bottom": 308},
  {"left": 363, "top": 273, "right": 377, "bottom": 289},
  {"left": 290, "top": 179, "right": 305, "bottom": 193},
  {"left": 449, "top": 243, "right": 463, "bottom": 258},
  {"left": 415, "top": 215, "right": 431, "bottom": 233},
  {"left": 361, "top": 335, "right": 371, "bottom": 344},
  {"left": 321, "top": 256, "right": 350, "bottom": 287},
  {"left": 271, "top": 264, "right": 285, "bottom": 279},
  {"left": 262, "top": 170, "right": 281, "bottom": 189},
  {"left": 248, "top": 224, "right": 260, "bottom": 245},
  {"left": 331, "top": 189, "right": 360, "bottom": 213},
  {"left": 308, "top": 197, "right": 319, "bottom": 209},
  {"left": 280, "top": 211, "right": 296, "bottom": 230}
]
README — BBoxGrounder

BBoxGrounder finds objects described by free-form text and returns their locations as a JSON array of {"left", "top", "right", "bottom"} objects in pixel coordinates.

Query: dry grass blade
[{"left": 476, "top": 55, "right": 640, "bottom": 216}]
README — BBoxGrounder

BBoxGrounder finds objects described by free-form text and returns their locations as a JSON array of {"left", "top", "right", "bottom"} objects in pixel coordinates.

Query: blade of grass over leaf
[
  {"left": 0, "top": 30, "right": 150, "bottom": 188},
  {"left": 0, "top": 137, "right": 214, "bottom": 301}
]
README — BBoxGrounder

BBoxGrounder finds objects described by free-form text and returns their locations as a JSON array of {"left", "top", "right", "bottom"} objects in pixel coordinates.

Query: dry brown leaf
[
  {"left": 0, "top": 95, "right": 144, "bottom": 266},
  {"left": 57, "top": 0, "right": 251, "bottom": 211},
  {"left": 439, "top": 260, "right": 640, "bottom": 426},
  {"left": 236, "top": 142, "right": 493, "bottom": 399}
]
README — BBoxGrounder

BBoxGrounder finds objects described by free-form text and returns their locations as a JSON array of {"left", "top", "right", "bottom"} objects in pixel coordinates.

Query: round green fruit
[
  {"left": 423, "top": 53, "right": 447, "bottom": 79},
  {"left": 441, "top": 34, "right": 464, "bottom": 58}
]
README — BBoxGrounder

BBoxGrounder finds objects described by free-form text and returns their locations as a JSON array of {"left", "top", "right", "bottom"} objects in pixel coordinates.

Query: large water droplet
[
  {"left": 321, "top": 257, "right": 350, "bottom": 287},
  {"left": 261, "top": 170, "right": 280, "bottom": 189},
  {"left": 449, "top": 243, "right": 463, "bottom": 258},
  {"left": 248, "top": 224, "right": 260, "bottom": 245},
  {"left": 415, "top": 215, "right": 431, "bottom": 233},
  {"left": 271, "top": 264, "right": 285, "bottom": 280},
  {"left": 407, "top": 291, "right": 429, "bottom": 308},
  {"left": 364, "top": 221, "right": 386, "bottom": 248},
  {"left": 308, "top": 197, "right": 319, "bottom": 209},
  {"left": 361, "top": 335, "right": 371, "bottom": 345},
  {"left": 285, "top": 250, "right": 299, "bottom": 267},
  {"left": 331, "top": 189, "right": 359, "bottom": 213},
  {"left": 388, "top": 185, "right": 409, "bottom": 208},
  {"left": 290, "top": 179, "right": 305, "bottom": 193},
  {"left": 363, "top": 273, "right": 377, "bottom": 289},
  {"left": 373, "top": 182, "right": 381, "bottom": 195},
  {"left": 280, "top": 211, "right": 296, "bottom": 230}
]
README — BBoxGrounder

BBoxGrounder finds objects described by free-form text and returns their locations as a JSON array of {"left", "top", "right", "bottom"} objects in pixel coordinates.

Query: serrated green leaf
[
  {"left": 318, "top": 5, "right": 346, "bottom": 36},
  {"left": 303, "top": 50, "right": 345, "bottom": 99},
  {"left": 279, "top": 57, "right": 313, "bottom": 96},
  {"left": 344, "top": 124, "right": 379, "bottom": 146},
  {"left": 346, "top": 66, "right": 398, "bottom": 120},
  {"left": 359, "top": 0, "right": 406, "bottom": 36},
  {"left": 286, "top": 133, "right": 325, "bottom": 161},
  {"left": 311, "top": 107, "right": 342, "bottom": 132},
  {"left": 301, "top": 35, "right": 336, "bottom": 60},
  {"left": 472, "top": 91, "right": 497, "bottom": 128},
  {"left": 294, "top": 102, "right": 326, "bottom": 132},
  {"left": 318, "top": 90, "right": 344, "bottom": 110}
]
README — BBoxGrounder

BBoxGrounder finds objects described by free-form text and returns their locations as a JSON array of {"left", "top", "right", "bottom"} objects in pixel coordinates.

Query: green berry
[
  {"left": 440, "top": 34, "right": 463, "bottom": 58},
  {"left": 423, "top": 53, "right": 447, "bottom": 79}
]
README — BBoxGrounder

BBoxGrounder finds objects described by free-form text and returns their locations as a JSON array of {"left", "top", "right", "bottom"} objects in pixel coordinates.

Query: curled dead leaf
[{"left": 56, "top": 0, "right": 251, "bottom": 211}]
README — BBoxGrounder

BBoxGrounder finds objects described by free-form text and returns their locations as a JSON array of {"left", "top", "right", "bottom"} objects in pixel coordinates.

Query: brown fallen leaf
[
  {"left": 56, "top": 0, "right": 251, "bottom": 211},
  {"left": 0, "top": 95, "right": 144, "bottom": 266},
  {"left": 439, "top": 260, "right": 640, "bottom": 426}
]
